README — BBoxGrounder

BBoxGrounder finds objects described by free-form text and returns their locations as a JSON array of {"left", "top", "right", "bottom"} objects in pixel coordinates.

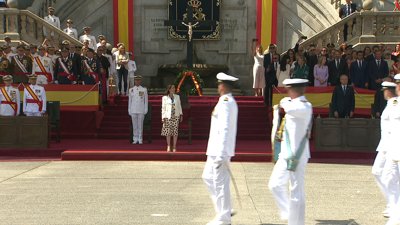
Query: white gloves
[
  {"left": 55, "top": 80, "right": 59, "bottom": 84},
  {"left": 82, "top": 81, "right": 85, "bottom": 85},
  {"left": 41, "top": 110, "right": 46, "bottom": 114},
  {"left": 73, "top": 81, "right": 77, "bottom": 85}
]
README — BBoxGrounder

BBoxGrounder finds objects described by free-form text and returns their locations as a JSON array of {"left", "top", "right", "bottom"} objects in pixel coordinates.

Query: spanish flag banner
[
  {"left": 273, "top": 87, "right": 375, "bottom": 115},
  {"left": 257, "top": 0, "right": 278, "bottom": 48},
  {"left": 113, "top": 0, "right": 134, "bottom": 58}
]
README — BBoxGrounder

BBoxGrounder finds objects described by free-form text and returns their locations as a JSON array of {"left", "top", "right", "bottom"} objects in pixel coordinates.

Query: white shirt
[
  {"left": 279, "top": 96, "right": 313, "bottom": 160},
  {"left": 63, "top": 27, "right": 78, "bottom": 39},
  {"left": 128, "top": 85, "right": 148, "bottom": 115},
  {"left": 79, "top": 34, "right": 97, "bottom": 51},
  {"left": 206, "top": 93, "right": 238, "bottom": 157},
  {"left": 33, "top": 55, "right": 53, "bottom": 76},
  {"left": 23, "top": 84, "right": 47, "bottom": 113},
  {"left": 0, "top": 86, "right": 20, "bottom": 116}
]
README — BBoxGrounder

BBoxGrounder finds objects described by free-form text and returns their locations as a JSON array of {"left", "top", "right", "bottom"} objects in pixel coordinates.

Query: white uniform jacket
[
  {"left": 33, "top": 55, "right": 53, "bottom": 76},
  {"left": 23, "top": 84, "right": 47, "bottom": 113},
  {"left": 279, "top": 96, "right": 313, "bottom": 160},
  {"left": 128, "top": 60, "right": 137, "bottom": 78},
  {"left": 206, "top": 93, "right": 238, "bottom": 158},
  {"left": 376, "top": 98, "right": 397, "bottom": 152},
  {"left": 128, "top": 85, "right": 148, "bottom": 115},
  {"left": 43, "top": 15, "right": 60, "bottom": 36},
  {"left": 161, "top": 94, "right": 183, "bottom": 119},
  {"left": 0, "top": 86, "right": 20, "bottom": 116},
  {"left": 79, "top": 35, "right": 97, "bottom": 51},
  {"left": 63, "top": 27, "right": 78, "bottom": 39},
  {"left": 387, "top": 97, "right": 400, "bottom": 160}
]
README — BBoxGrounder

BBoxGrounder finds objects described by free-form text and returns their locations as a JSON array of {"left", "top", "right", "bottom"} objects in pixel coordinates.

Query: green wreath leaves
[{"left": 174, "top": 70, "right": 205, "bottom": 96}]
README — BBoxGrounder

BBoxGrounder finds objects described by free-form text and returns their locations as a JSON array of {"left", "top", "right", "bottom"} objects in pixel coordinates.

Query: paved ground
[{"left": 0, "top": 161, "right": 388, "bottom": 225}]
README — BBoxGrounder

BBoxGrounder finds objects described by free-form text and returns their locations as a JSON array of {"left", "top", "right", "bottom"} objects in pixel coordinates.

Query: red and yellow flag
[
  {"left": 257, "top": 0, "right": 278, "bottom": 48},
  {"left": 113, "top": 0, "right": 134, "bottom": 59}
]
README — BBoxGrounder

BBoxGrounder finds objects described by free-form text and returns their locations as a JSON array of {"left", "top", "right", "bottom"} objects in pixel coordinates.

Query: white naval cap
[
  {"left": 394, "top": 74, "right": 400, "bottom": 84},
  {"left": 282, "top": 78, "right": 309, "bottom": 88},
  {"left": 134, "top": 75, "right": 142, "bottom": 80},
  {"left": 381, "top": 81, "right": 397, "bottom": 90},
  {"left": 216, "top": 72, "right": 239, "bottom": 85}
]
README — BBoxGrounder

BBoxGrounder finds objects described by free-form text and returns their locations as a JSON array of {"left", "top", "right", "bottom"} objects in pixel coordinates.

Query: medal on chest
[
  {"left": 11, "top": 90, "right": 16, "bottom": 101},
  {"left": 67, "top": 59, "right": 73, "bottom": 70},
  {"left": 22, "top": 59, "right": 28, "bottom": 68}
]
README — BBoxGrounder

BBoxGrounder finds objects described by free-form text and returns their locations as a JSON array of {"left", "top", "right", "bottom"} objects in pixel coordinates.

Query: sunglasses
[
  {"left": 321, "top": 50, "right": 327, "bottom": 52},
  {"left": 270, "top": 47, "right": 275, "bottom": 49},
  {"left": 273, "top": 57, "right": 279, "bottom": 60},
  {"left": 289, "top": 53, "right": 294, "bottom": 55}
]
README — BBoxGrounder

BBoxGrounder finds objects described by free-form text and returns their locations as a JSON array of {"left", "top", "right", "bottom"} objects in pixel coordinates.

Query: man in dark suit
[
  {"left": 365, "top": 45, "right": 379, "bottom": 63},
  {"left": 306, "top": 45, "right": 318, "bottom": 86},
  {"left": 328, "top": 50, "right": 349, "bottom": 86},
  {"left": 331, "top": 75, "right": 355, "bottom": 118},
  {"left": 368, "top": 50, "right": 389, "bottom": 91},
  {"left": 350, "top": 51, "right": 369, "bottom": 89},
  {"left": 54, "top": 47, "right": 78, "bottom": 84},
  {"left": 69, "top": 44, "right": 82, "bottom": 82},
  {"left": 339, "top": 0, "right": 362, "bottom": 41},
  {"left": 263, "top": 44, "right": 280, "bottom": 106}
]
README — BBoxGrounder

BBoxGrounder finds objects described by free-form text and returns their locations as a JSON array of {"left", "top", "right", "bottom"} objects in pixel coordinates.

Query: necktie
[
  {"left": 275, "top": 63, "right": 277, "bottom": 70},
  {"left": 378, "top": 60, "right": 380, "bottom": 67},
  {"left": 358, "top": 61, "right": 361, "bottom": 69},
  {"left": 343, "top": 86, "right": 346, "bottom": 94},
  {"left": 336, "top": 60, "right": 339, "bottom": 69}
]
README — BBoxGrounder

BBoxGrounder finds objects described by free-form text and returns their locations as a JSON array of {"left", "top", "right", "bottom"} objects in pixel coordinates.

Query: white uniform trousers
[
  {"left": 383, "top": 158, "right": 400, "bottom": 217},
  {"left": 26, "top": 112, "right": 42, "bottom": 117},
  {"left": 385, "top": 161, "right": 400, "bottom": 225},
  {"left": 202, "top": 156, "right": 232, "bottom": 222},
  {"left": 372, "top": 151, "right": 393, "bottom": 209},
  {"left": 36, "top": 75, "right": 48, "bottom": 85},
  {"left": 128, "top": 78, "right": 135, "bottom": 90},
  {"left": 131, "top": 114, "right": 145, "bottom": 142},
  {"left": 269, "top": 157, "right": 308, "bottom": 224}
]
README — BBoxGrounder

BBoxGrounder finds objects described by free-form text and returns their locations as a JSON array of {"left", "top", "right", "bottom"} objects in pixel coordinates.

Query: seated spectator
[
  {"left": 328, "top": 50, "right": 349, "bottom": 86},
  {"left": 331, "top": 75, "right": 355, "bottom": 118},
  {"left": 374, "top": 77, "right": 392, "bottom": 118},
  {"left": 314, "top": 56, "right": 329, "bottom": 86},
  {"left": 276, "top": 55, "right": 291, "bottom": 87},
  {"left": 350, "top": 51, "right": 369, "bottom": 89},
  {"left": 368, "top": 50, "right": 389, "bottom": 90},
  {"left": 292, "top": 55, "right": 309, "bottom": 83}
]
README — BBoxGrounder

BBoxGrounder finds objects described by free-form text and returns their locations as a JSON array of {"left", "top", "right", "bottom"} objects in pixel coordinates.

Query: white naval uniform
[
  {"left": 373, "top": 97, "right": 398, "bottom": 213},
  {"left": 384, "top": 97, "right": 400, "bottom": 225},
  {"left": 0, "top": 86, "right": 20, "bottom": 116},
  {"left": 128, "top": 85, "right": 148, "bottom": 143},
  {"left": 23, "top": 84, "right": 47, "bottom": 117},
  {"left": 43, "top": 15, "right": 60, "bottom": 37},
  {"left": 33, "top": 55, "right": 53, "bottom": 84},
  {"left": 79, "top": 35, "right": 97, "bottom": 51},
  {"left": 127, "top": 60, "right": 137, "bottom": 89},
  {"left": 269, "top": 96, "right": 312, "bottom": 225},
  {"left": 63, "top": 27, "right": 78, "bottom": 39},
  {"left": 202, "top": 93, "right": 238, "bottom": 223}
]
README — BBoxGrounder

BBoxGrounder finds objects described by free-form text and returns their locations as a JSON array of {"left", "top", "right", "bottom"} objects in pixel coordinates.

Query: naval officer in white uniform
[
  {"left": 0, "top": 75, "right": 20, "bottom": 116},
  {"left": 79, "top": 27, "right": 97, "bottom": 51},
  {"left": 23, "top": 74, "right": 47, "bottom": 117},
  {"left": 269, "top": 79, "right": 313, "bottom": 225},
  {"left": 372, "top": 81, "right": 398, "bottom": 218},
  {"left": 43, "top": 7, "right": 60, "bottom": 38},
  {"left": 63, "top": 19, "right": 78, "bottom": 39},
  {"left": 202, "top": 72, "right": 239, "bottom": 225},
  {"left": 128, "top": 75, "right": 148, "bottom": 144},
  {"left": 384, "top": 75, "right": 400, "bottom": 225}
]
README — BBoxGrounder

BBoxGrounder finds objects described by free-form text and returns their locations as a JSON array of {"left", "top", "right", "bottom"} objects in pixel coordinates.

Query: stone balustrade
[
  {"left": 0, "top": 8, "right": 81, "bottom": 47},
  {"left": 296, "top": 11, "right": 400, "bottom": 50}
]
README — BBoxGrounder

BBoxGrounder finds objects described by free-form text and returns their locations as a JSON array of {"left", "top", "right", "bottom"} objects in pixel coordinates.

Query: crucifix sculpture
[{"left": 164, "top": 6, "right": 217, "bottom": 70}]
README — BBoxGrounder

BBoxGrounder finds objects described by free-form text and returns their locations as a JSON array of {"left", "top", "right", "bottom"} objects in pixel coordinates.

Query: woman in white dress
[
  {"left": 251, "top": 40, "right": 265, "bottom": 96},
  {"left": 276, "top": 55, "right": 291, "bottom": 87}
]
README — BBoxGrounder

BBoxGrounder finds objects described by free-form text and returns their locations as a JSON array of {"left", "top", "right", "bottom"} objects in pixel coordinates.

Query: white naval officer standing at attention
[
  {"left": 269, "top": 78, "right": 313, "bottom": 225},
  {"left": 23, "top": 74, "right": 46, "bottom": 117},
  {"left": 128, "top": 75, "right": 148, "bottom": 144},
  {"left": 372, "top": 81, "right": 398, "bottom": 219},
  {"left": 384, "top": 74, "right": 400, "bottom": 225},
  {"left": 63, "top": 19, "right": 78, "bottom": 39},
  {"left": 79, "top": 27, "right": 97, "bottom": 51},
  {"left": 43, "top": 7, "right": 60, "bottom": 38},
  {"left": 0, "top": 75, "right": 20, "bottom": 116},
  {"left": 202, "top": 72, "right": 238, "bottom": 225}
]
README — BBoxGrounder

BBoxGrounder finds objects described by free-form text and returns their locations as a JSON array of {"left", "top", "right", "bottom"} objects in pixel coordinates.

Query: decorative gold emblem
[
  {"left": 202, "top": 21, "right": 220, "bottom": 39},
  {"left": 68, "top": 59, "right": 73, "bottom": 70},
  {"left": 91, "top": 62, "right": 97, "bottom": 71},
  {"left": 224, "top": 97, "right": 228, "bottom": 101},
  {"left": 184, "top": 1, "right": 206, "bottom": 21},
  {"left": 11, "top": 90, "right": 16, "bottom": 101},
  {"left": 44, "top": 60, "right": 49, "bottom": 66},
  {"left": 1, "top": 60, "right": 9, "bottom": 69},
  {"left": 23, "top": 60, "right": 28, "bottom": 67},
  {"left": 35, "top": 89, "right": 40, "bottom": 94},
  {"left": 394, "top": 100, "right": 398, "bottom": 105},
  {"left": 169, "top": 27, "right": 186, "bottom": 40}
]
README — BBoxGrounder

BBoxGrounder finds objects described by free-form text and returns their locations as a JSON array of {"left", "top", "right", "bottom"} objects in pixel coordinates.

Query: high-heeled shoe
[
  {"left": 173, "top": 146, "right": 177, "bottom": 152},
  {"left": 167, "top": 146, "right": 171, "bottom": 152}
]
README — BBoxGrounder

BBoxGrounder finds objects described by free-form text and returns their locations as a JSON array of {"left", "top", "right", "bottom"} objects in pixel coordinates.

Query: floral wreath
[{"left": 174, "top": 70, "right": 205, "bottom": 96}]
